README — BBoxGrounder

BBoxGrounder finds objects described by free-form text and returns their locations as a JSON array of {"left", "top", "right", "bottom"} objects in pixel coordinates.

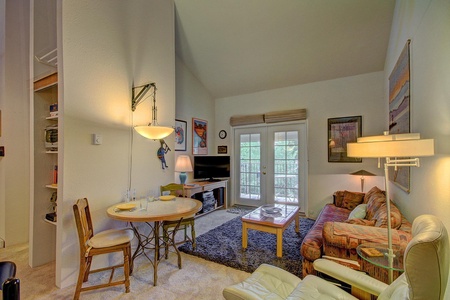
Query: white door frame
[{"left": 232, "top": 121, "right": 308, "bottom": 214}]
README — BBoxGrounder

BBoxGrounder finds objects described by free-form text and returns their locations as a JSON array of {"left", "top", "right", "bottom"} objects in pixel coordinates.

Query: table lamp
[
  {"left": 347, "top": 132, "right": 434, "bottom": 282},
  {"left": 349, "top": 169, "right": 375, "bottom": 192},
  {"left": 175, "top": 155, "right": 193, "bottom": 184}
]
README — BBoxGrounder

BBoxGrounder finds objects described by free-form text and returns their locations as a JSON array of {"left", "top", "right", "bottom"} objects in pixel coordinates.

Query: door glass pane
[
  {"left": 274, "top": 131, "right": 299, "bottom": 204},
  {"left": 240, "top": 133, "right": 261, "bottom": 200}
]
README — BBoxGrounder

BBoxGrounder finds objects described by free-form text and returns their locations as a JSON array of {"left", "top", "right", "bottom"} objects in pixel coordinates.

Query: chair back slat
[
  {"left": 161, "top": 183, "right": 185, "bottom": 197},
  {"left": 73, "top": 198, "right": 94, "bottom": 253}
]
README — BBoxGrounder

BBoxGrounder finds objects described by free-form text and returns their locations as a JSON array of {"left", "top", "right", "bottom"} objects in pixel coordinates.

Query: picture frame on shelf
[
  {"left": 175, "top": 119, "right": 187, "bottom": 151},
  {"left": 328, "top": 116, "right": 362, "bottom": 163},
  {"left": 192, "top": 118, "right": 207, "bottom": 155}
]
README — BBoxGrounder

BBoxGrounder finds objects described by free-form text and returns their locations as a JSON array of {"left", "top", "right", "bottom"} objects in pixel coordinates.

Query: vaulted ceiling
[{"left": 174, "top": 0, "right": 395, "bottom": 99}]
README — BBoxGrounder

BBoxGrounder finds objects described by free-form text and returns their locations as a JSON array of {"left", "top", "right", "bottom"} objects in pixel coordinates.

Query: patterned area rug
[{"left": 179, "top": 214, "right": 315, "bottom": 277}]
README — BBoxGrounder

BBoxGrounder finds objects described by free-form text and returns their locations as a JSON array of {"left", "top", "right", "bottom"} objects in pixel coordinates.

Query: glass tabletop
[{"left": 356, "top": 243, "right": 404, "bottom": 272}]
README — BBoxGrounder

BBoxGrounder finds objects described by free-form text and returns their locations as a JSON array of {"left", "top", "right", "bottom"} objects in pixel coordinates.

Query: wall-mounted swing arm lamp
[
  {"left": 347, "top": 132, "right": 434, "bottom": 283},
  {"left": 131, "top": 82, "right": 174, "bottom": 140}
]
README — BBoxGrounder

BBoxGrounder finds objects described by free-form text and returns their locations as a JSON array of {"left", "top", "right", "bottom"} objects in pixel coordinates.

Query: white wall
[
  {"left": 0, "top": 0, "right": 30, "bottom": 246},
  {"left": 175, "top": 56, "right": 215, "bottom": 183},
  {"left": 215, "top": 72, "right": 385, "bottom": 217},
  {"left": 59, "top": 0, "right": 175, "bottom": 288},
  {"left": 385, "top": 0, "right": 450, "bottom": 296}
]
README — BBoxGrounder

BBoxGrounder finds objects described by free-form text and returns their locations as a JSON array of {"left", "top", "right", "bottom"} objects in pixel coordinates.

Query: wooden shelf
[
  {"left": 34, "top": 72, "right": 58, "bottom": 91},
  {"left": 45, "top": 184, "right": 58, "bottom": 189},
  {"left": 46, "top": 115, "right": 58, "bottom": 120}
]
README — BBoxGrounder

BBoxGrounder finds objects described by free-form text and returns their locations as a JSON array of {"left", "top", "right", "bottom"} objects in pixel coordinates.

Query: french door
[{"left": 233, "top": 122, "right": 307, "bottom": 213}]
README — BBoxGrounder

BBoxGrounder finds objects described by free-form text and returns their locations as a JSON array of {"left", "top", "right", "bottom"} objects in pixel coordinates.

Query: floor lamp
[{"left": 347, "top": 132, "right": 434, "bottom": 282}]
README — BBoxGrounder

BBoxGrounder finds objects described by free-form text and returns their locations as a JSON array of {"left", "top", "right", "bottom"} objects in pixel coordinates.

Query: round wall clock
[{"left": 219, "top": 130, "right": 227, "bottom": 139}]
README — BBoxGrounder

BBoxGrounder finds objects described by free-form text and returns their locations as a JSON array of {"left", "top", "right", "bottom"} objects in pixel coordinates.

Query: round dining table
[{"left": 106, "top": 197, "right": 202, "bottom": 286}]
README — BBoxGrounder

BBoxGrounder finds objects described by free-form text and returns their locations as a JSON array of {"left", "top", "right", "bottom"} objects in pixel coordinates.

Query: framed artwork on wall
[
  {"left": 328, "top": 116, "right": 362, "bottom": 163},
  {"left": 388, "top": 39, "right": 411, "bottom": 192},
  {"left": 218, "top": 145, "right": 227, "bottom": 154},
  {"left": 175, "top": 119, "right": 187, "bottom": 151},
  {"left": 192, "top": 118, "right": 207, "bottom": 155}
]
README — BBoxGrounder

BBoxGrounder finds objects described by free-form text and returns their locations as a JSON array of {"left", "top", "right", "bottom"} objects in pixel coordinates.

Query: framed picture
[
  {"left": 174, "top": 119, "right": 187, "bottom": 151},
  {"left": 192, "top": 118, "right": 208, "bottom": 155},
  {"left": 218, "top": 145, "right": 227, "bottom": 154},
  {"left": 328, "top": 116, "right": 362, "bottom": 163},
  {"left": 388, "top": 40, "right": 411, "bottom": 192}
]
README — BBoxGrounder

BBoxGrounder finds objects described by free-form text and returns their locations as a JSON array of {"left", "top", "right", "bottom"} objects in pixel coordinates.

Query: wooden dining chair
[
  {"left": 72, "top": 198, "right": 133, "bottom": 300},
  {"left": 161, "top": 183, "right": 197, "bottom": 258}
]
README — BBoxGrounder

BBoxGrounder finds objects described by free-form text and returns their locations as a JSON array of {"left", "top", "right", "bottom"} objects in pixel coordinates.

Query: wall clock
[{"left": 219, "top": 130, "right": 227, "bottom": 139}]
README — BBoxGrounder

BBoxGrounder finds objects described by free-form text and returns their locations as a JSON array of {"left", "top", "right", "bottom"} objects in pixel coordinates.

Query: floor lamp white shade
[
  {"left": 175, "top": 155, "right": 193, "bottom": 184},
  {"left": 347, "top": 132, "right": 434, "bottom": 282}
]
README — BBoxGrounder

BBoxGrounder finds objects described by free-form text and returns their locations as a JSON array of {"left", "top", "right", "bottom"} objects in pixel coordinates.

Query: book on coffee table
[{"left": 360, "top": 247, "right": 383, "bottom": 257}]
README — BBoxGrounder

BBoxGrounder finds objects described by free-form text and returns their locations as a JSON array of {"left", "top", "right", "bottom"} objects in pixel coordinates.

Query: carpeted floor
[{"left": 179, "top": 215, "right": 315, "bottom": 277}]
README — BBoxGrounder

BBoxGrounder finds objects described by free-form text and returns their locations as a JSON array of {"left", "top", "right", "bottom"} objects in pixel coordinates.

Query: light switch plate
[{"left": 93, "top": 134, "right": 102, "bottom": 145}]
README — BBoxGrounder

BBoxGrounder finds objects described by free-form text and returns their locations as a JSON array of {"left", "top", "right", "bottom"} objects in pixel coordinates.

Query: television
[{"left": 193, "top": 156, "right": 230, "bottom": 181}]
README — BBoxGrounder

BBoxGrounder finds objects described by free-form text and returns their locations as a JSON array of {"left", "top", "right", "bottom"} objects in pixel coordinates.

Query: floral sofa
[{"left": 300, "top": 186, "right": 412, "bottom": 283}]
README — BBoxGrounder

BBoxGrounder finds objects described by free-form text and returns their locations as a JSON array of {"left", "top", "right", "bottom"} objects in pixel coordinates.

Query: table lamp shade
[
  {"left": 347, "top": 133, "right": 434, "bottom": 158},
  {"left": 175, "top": 155, "right": 193, "bottom": 184}
]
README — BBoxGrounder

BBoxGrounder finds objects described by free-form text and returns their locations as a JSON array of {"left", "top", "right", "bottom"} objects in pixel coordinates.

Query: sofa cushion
[
  {"left": 348, "top": 204, "right": 367, "bottom": 219},
  {"left": 341, "top": 191, "right": 365, "bottom": 210}
]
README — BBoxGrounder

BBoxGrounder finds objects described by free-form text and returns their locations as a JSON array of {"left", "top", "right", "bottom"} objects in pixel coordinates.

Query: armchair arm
[{"left": 313, "top": 258, "right": 388, "bottom": 296}]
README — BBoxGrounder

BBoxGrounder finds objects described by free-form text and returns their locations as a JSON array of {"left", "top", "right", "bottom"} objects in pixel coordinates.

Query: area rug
[{"left": 179, "top": 215, "right": 315, "bottom": 277}]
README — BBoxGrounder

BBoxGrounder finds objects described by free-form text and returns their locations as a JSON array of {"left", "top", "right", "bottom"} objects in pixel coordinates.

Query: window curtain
[{"left": 229, "top": 109, "right": 306, "bottom": 126}]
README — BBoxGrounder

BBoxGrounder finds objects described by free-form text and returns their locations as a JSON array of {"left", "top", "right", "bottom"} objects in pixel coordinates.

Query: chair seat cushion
[
  {"left": 223, "top": 264, "right": 358, "bottom": 300},
  {"left": 287, "top": 276, "right": 358, "bottom": 300},
  {"left": 223, "top": 264, "right": 301, "bottom": 300},
  {"left": 88, "top": 228, "right": 133, "bottom": 248}
]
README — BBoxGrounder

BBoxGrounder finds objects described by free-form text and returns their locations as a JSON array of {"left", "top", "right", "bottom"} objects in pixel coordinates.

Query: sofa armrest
[
  {"left": 323, "top": 221, "right": 411, "bottom": 250},
  {"left": 313, "top": 259, "right": 388, "bottom": 296}
]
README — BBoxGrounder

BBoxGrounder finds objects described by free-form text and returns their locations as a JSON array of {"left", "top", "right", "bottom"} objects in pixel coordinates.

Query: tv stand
[
  {"left": 184, "top": 180, "right": 227, "bottom": 216},
  {"left": 207, "top": 178, "right": 222, "bottom": 182}
]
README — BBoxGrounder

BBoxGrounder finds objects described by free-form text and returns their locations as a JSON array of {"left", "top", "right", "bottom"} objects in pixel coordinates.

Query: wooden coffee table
[{"left": 241, "top": 204, "right": 299, "bottom": 257}]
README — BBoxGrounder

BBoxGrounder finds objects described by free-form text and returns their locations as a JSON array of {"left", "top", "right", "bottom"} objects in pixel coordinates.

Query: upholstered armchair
[{"left": 223, "top": 214, "right": 449, "bottom": 300}]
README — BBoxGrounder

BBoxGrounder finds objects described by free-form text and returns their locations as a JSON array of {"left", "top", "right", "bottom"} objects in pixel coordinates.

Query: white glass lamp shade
[
  {"left": 134, "top": 125, "right": 174, "bottom": 140},
  {"left": 347, "top": 133, "right": 434, "bottom": 158}
]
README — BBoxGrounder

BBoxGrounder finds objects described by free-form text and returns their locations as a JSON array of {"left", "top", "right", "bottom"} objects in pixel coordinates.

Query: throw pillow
[
  {"left": 348, "top": 204, "right": 367, "bottom": 219},
  {"left": 365, "top": 186, "right": 386, "bottom": 220},
  {"left": 373, "top": 201, "right": 402, "bottom": 229},
  {"left": 333, "top": 191, "right": 345, "bottom": 207},
  {"left": 341, "top": 190, "right": 365, "bottom": 210}
]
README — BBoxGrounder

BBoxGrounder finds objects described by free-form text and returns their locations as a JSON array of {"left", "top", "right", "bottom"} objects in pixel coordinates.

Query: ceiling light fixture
[{"left": 131, "top": 82, "right": 174, "bottom": 140}]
